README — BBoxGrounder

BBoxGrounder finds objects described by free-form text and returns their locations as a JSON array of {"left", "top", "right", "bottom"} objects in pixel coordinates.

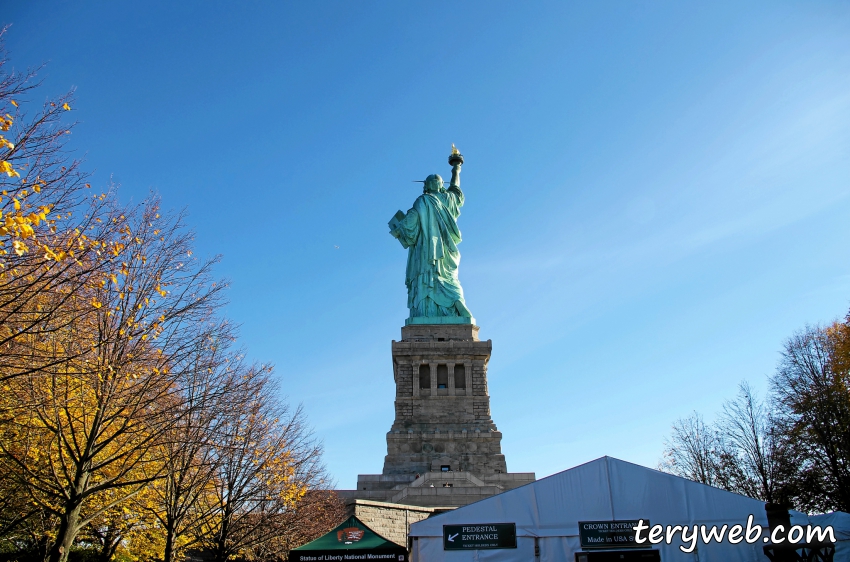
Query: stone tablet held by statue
[{"left": 388, "top": 211, "right": 405, "bottom": 239}]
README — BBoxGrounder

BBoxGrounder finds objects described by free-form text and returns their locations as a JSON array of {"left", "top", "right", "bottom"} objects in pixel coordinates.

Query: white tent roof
[
  {"left": 410, "top": 456, "right": 806, "bottom": 562},
  {"left": 809, "top": 511, "right": 850, "bottom": 559}
]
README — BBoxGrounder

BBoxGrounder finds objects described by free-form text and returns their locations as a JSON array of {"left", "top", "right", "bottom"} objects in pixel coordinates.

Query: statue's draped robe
[{"left": 392, "top": 186, "right": 472, "bottom": 318}]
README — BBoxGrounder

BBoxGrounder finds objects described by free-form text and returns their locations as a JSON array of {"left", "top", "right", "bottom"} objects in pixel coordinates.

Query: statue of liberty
[{"left": 388, "top": 146, "right": 474, "bottom": 325}]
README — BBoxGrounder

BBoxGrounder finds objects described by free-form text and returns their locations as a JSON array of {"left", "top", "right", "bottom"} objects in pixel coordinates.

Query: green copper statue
[{"left": 389, "top": 146, "right": 474, "bottom": 325}]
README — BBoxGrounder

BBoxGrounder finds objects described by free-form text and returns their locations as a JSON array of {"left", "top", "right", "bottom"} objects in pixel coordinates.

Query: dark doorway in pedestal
[
  {"left": 454, "top": 364, "right": 466, "bottom": 388},
  {"left": 419, "top": 364, "right": 430, "bottom": 389},
  {"left": 437, "top": 364, "right": 448, "bottom": 388}
]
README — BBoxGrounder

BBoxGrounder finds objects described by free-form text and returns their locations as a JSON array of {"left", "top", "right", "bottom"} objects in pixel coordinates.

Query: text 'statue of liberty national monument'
[{"left": 338, "top": 147, "right": 534, "bottom": 510}]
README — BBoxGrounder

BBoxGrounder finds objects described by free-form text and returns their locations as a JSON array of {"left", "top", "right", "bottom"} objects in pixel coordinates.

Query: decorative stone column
[{"left": 412, "top": 362, "right": 419, "bottom": 398}]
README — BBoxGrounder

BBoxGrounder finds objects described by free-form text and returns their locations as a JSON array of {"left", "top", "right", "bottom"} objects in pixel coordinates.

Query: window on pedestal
[
  {"left": 454, "top": 364, "right": 466, "bottom": 389},
  {"left": 437, "top": 364, "right": 448, "bottom": 389},
  {"left": 418, "top": 364, "right": 430, "bottom": 389}
]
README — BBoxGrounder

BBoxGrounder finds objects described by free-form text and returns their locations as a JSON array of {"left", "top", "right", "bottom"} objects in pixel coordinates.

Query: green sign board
[
  {"left": 579, "top": 520, "right": 649, "bottom": 549},
  {"left": 443, "top": 523, "right": 517, "bottom": 550}
]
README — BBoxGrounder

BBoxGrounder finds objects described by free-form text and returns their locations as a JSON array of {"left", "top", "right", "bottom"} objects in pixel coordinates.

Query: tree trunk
[
  {"left": 163, "top": 522, "right": 176, "bottom": 562},
  {"left": 212, "top": 508, "right": 232, "bottom": 562},
  {"left": 48, "top": 500, "right": 83, "bottom": 562},
  {"left": 98, "top": 527, "right": 122, "bottom": 562}
]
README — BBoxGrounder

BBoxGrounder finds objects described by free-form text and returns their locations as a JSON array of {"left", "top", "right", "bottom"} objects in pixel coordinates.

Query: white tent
[
  {"left": 809, "top": 511, "right": 850, "bottom": 560},
  {"left": 409, "top": 456, "right": 813, "bottom": 562}
]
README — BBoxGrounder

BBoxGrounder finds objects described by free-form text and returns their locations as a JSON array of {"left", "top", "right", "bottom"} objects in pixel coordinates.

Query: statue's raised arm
[
  {"left": 449, "top": 143, "right": 463, "bottom": 190},
  {"left": 388, "top": 146, "right": 474, "bottom": 325}
]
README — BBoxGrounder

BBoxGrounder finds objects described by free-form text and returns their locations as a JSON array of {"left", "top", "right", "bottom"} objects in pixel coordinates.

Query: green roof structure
[{"left": 288, "top": 515, "right": 408, "bottom": 562}]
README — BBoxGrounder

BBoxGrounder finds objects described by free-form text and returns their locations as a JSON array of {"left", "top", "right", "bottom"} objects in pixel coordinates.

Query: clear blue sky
[{"left": 5, "top": 2, "right": 850, "bottom": 488}]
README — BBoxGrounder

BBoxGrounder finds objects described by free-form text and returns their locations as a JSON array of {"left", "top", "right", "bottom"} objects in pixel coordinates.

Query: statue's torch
[{"left": 448, "top": 144, "right": 464, "bottom": 167}]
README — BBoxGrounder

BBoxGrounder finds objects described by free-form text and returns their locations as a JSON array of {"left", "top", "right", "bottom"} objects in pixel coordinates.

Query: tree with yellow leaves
[
  {"left": 0, "top": 29, "right": 130, "bottom": 390},
  {"left": 76, "top": 482, "right": 164, "bottom": 562},
  {"left": 0, "top": 450, "right": 56, "bottom": 561},
  {"left": 146, "top": 326, "right": 246, "bottom": 562},
  {"left": 0, "top": 30, "right": 341, "bottom": 562},
  {"left": 1, "top": 198, "right": 227, "bottom": 562},
  {"left": 198, "top": 367, "right": 328, "bottom": 562},
  {"left": 241, "top": 489, "right": 345, "bottom": 562}
]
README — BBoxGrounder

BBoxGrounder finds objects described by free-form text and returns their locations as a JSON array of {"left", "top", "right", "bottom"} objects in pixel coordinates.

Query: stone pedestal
[
  {"left": 385, "top": 323, "right": 503, "bottom": 475},
  {"left": 339, "top": 323, "right": 534, "bottom": 508}
]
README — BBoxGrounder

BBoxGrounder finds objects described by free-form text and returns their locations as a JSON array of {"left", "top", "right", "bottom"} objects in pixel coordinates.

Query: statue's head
[{"left": 424, "top": 174, "right": 444, "bottom": 194}]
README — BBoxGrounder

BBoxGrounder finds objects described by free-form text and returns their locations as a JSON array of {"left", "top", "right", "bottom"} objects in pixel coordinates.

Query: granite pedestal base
[{"left": 339, "top": 323, "right": 534, "bottom": 509}]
